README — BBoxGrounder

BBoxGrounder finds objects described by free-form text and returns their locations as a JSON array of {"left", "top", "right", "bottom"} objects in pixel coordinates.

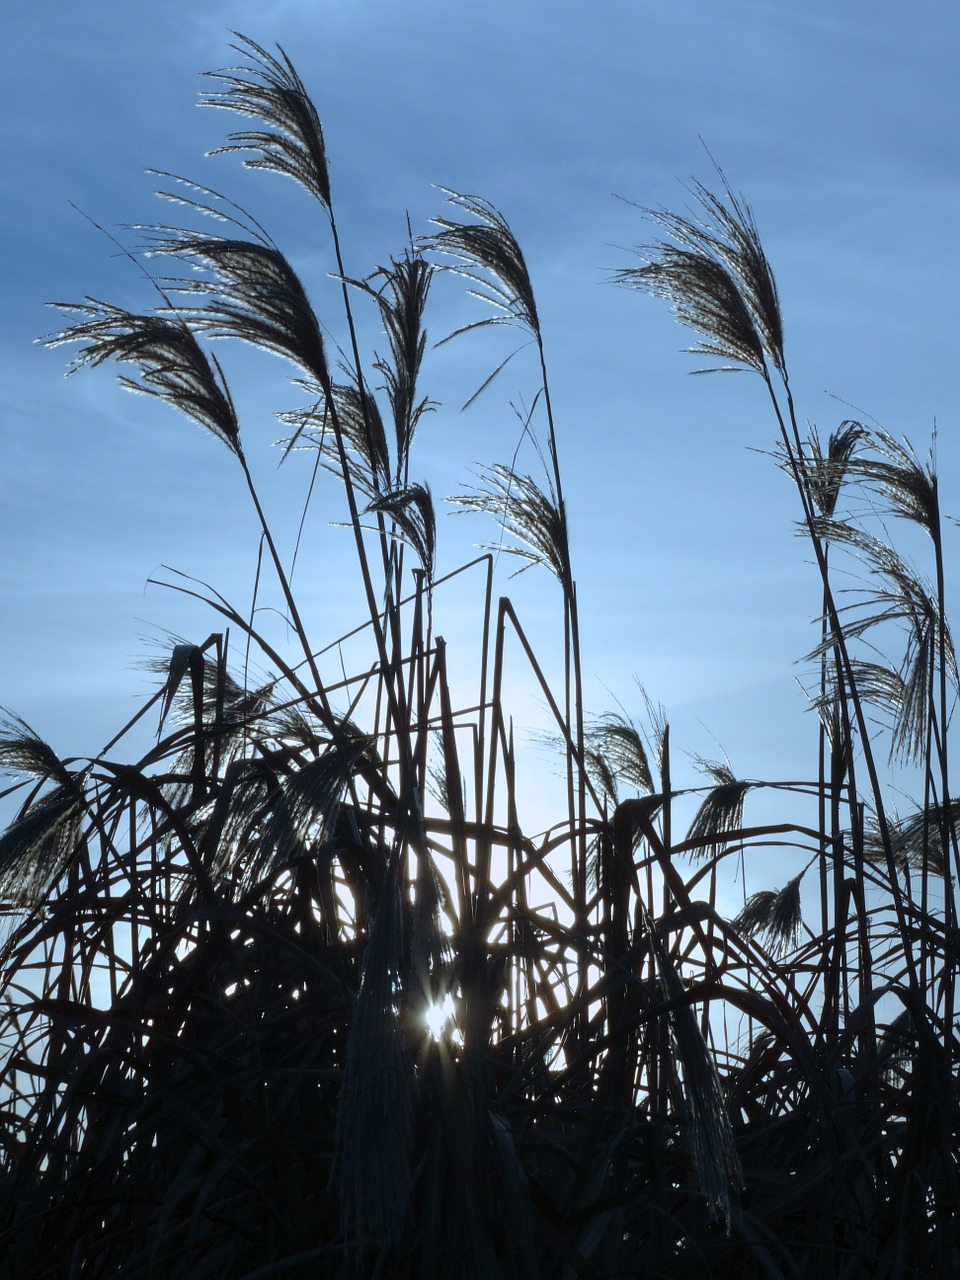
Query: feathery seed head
[
  {"left": 201, "top": 34, "right": 331, "bottom": 209},
  {"left": 429, "top": 189, "right": 540, "bottom": 339},
  {"left": 0, "top": 715, "right": 87, "bottom": 902},
  {"left": 853, "top": 426, "right": 940, "bottom": 539},
  {"left": 45, "top": 302, "right": 241, "bottom": 454},
  {"left": 586, "top": 713, "right": 654, "bottom": 796},
  {"left": 279, "top": 379, "right": 391, "bottom": 501},
  {"left": 366, "top": 483, "right": 436, "bottom": 580},
  {"left": 618, "top": 177, "right": 785, "bottom": 376},
  {"left": 687, "top": 760, "right": 752, "bottom": 858},
  {"left": 450, "top": 463, "right": 567, "bottom": 582},
  {"left": 148, "top": 233, "right": 330, "bottom": 388},
  {"left": 349, "top": 252, "right": 436, "bottom": 467},
  {"left": 794, "top": 420, "right": 865, "bottom": 520},
  {"left": 734, "top": 874, "right": 804, "bottom": 955}
]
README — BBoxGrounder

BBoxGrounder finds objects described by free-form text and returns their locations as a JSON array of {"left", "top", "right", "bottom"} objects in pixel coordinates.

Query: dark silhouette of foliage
[{"left": 2, "top": 36, "right": 958, "bottom": 1279}]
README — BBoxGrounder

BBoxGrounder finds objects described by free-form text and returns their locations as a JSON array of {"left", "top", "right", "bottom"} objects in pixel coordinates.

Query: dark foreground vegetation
[{"left": 1, "top": 35, "right": 957, "bottom": 1278}]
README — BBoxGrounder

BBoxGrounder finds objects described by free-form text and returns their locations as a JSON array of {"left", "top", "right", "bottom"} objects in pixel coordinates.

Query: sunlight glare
[{"left": 424, "top": 992, "right": 456, "bottom": 1040}]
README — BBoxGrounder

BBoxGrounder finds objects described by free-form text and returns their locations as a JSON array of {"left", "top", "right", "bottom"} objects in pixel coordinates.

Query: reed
[{"left": 0, "top": 36, "right": 956, "bottom": 1278}]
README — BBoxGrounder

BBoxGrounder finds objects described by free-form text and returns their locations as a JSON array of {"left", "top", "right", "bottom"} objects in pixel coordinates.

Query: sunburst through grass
[{"left": 1, "top": 35, "right": 958, "bottom": 1280}]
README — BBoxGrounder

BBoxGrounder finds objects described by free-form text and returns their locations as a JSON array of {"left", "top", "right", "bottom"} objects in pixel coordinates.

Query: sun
[{"left": 424, "top": 992, "right": 457, "bottom": 1041}]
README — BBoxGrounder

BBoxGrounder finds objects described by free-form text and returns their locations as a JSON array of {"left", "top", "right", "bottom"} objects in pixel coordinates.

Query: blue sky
[{"left": 3, "top": 1, "right": 960, "bottom": 838}]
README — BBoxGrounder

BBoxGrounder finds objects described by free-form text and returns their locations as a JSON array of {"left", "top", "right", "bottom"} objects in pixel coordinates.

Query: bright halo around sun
[{"left": 424, "top": 992, "right": 457, "bottom": 1041}]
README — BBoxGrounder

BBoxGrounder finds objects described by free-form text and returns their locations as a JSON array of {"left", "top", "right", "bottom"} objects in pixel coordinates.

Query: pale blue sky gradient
[{"left": 3, "top": 1, "right": 959, "bottom": 837}]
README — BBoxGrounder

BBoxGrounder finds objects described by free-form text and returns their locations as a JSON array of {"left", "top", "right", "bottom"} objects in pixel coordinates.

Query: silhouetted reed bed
[{"left": 1, "top": 36, "right": 957, "bottom": 1278}]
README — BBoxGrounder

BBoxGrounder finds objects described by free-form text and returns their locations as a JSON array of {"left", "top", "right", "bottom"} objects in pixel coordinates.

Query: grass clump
[{"left": 1, "top": 35, "right": 958, "bottom": 1279}]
